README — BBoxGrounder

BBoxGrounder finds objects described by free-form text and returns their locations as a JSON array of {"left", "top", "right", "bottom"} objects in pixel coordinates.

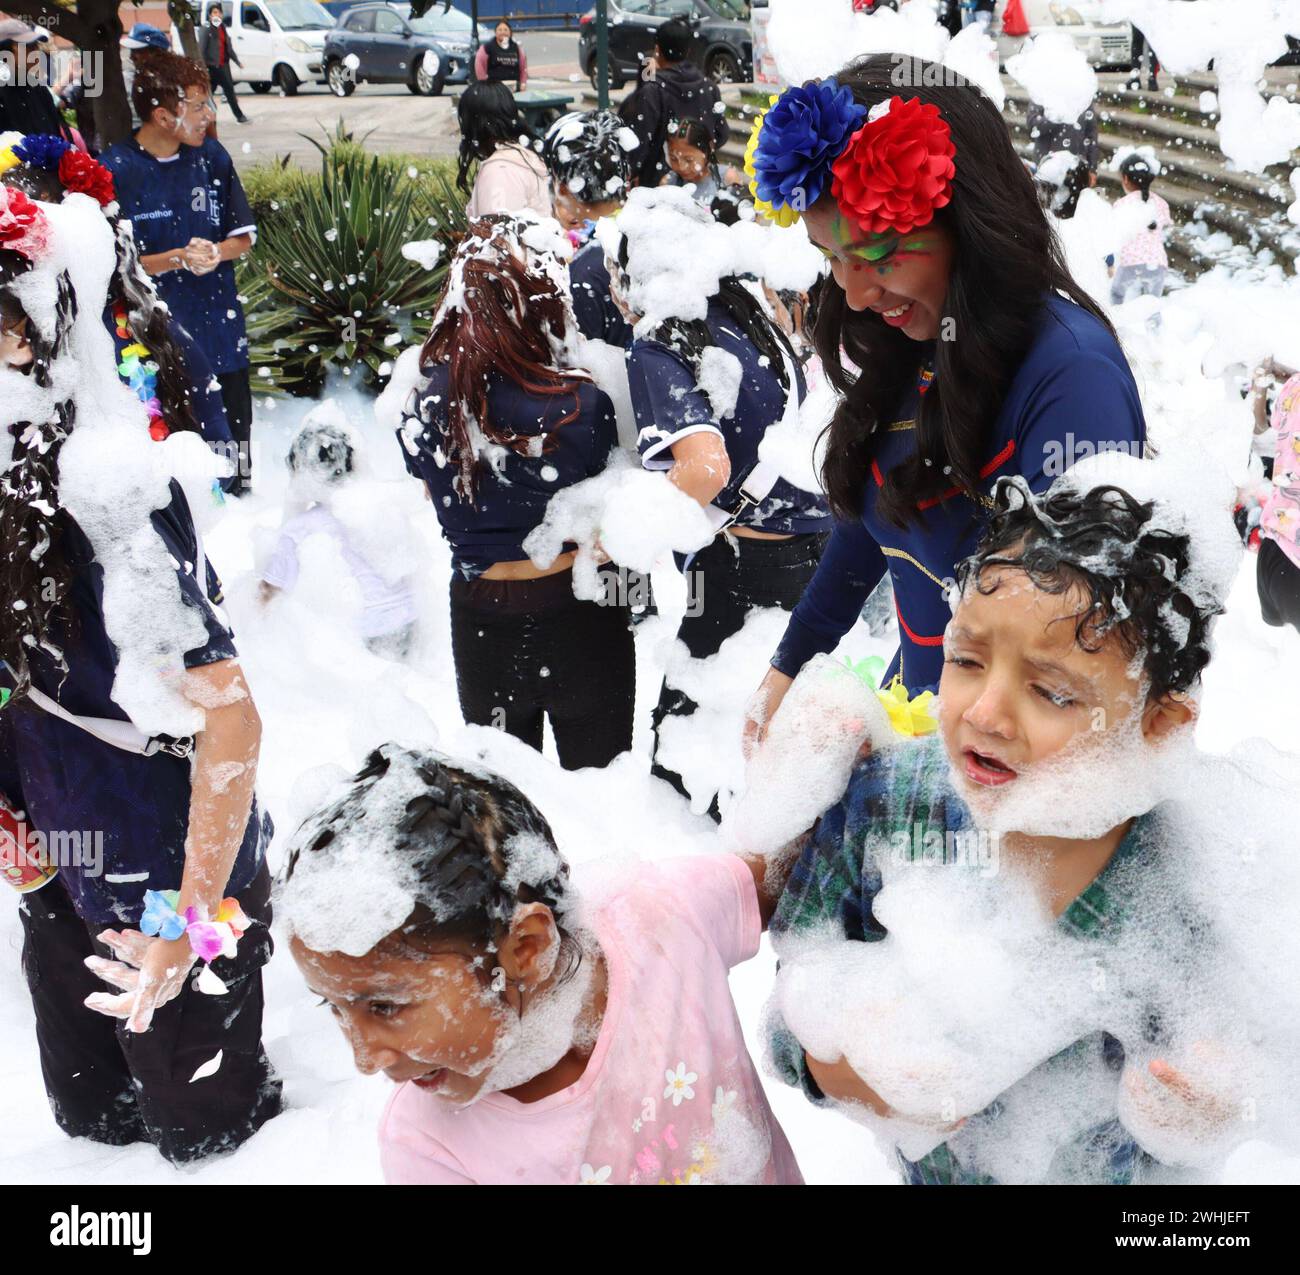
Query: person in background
[
  {"left": 200, "top": 2, "right": 248, "bottom": 125},
  {"left": 1110, "top": 153, "right": 1171, "bottom": 305},
  {"left": 0, "top": 19, "right": 72, "bottom": 142},
  {"left": 103, "top": 51, "right": 257, "bottom": 495},
  {"left": 398, "top": 215, "right": 635, "bottom": 770},
  {"left": 1253, "top": 360, "right": 1300, "bottom": 633},
  {"left": 1027, "top": 98, "right": 1099, "bottom": 182},
  {"left": 619, "top": 19, "right": 728, "bottom": 189},
  {"left": 960, "top": 0, "right": 994, "bottom": 30},
  {"left": 457, "top": 80, "right": 550, "bottom": 219},
  {"left": 261, "top": 415, "right": 419, "bottom": 660},
  {"left": 474, "top": 19, "right": 527, "bottom": 92},
  {"left": 664, "top": 116, "right": 722, "bottom": 203},
  {"left": 541, "top": 109, "right": 634, "bottom": 346},
  {"left": 120, "top": 23, "right": 172, "bottom": 132}
]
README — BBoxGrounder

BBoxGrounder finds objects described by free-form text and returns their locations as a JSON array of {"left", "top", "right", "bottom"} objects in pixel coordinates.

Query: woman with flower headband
[
  {"left": 0, "top": 132, "right": 235, "bottom": 477},
  {"left": 739, "top": 55, "right": 1146, "bottom": 750},
  {"left": 0, "top": 187, "right": 280, "bottom": 1163}
]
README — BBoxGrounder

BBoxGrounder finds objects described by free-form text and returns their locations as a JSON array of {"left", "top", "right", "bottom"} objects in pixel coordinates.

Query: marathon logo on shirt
[{"left": 49, "top": 1207, "right": 151, "bottom": 1256}]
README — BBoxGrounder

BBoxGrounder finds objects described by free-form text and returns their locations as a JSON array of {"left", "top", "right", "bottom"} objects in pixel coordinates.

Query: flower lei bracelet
[
  {"left": 140, "top": 889, "right": 251, "bottom": 963},
  {"left": 744, "top": 79, "right": 956, "bottom": 237},
  {"left": 113, "top": 302, "right": 169, "bottom": 441}
]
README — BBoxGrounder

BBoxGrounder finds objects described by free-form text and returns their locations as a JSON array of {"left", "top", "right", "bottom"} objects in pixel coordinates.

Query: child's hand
[
  {"left": 84, "top": 928, "right": 197, "bottom": 1033},
  {"left": 1118, "top": 1045, "right": 1241, "bottom": 1165},
  {"left": 184, "top": 239, "right": 220, "bottom": 275},
  {"left": 805, "top": 1050, "right": 968, "bottom": 1132}
]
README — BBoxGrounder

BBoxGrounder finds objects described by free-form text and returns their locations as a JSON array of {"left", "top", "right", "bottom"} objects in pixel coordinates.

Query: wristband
[{"left": 140, "top": 888, "right": 250, "bottom": 962}]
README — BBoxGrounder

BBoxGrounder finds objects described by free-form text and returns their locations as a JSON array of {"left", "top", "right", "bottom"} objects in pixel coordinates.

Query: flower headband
[
  {"left": 745, "top": 80, "right": 956, "bottom": 236},
  {"left": 0, "top": 184, "right": 50, "bottom": 261},
  {"left": 0, "top": 134, "right": 116, "bottom": 208}
]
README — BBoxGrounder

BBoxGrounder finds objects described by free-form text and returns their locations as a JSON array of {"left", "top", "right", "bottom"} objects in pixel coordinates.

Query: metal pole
[
  {"left": 470, "top": 0, "right": 480, "bottom": 74},
  {"left": 596, "top": 0, "right": 609, "bottom": 110}
]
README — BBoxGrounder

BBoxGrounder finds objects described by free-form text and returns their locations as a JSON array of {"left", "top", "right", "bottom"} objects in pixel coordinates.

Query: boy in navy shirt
[{"left": 103, "top": 50, "right": 257, "bottom": 495}]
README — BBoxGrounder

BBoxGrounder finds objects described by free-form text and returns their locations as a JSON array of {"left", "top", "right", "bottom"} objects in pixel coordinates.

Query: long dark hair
[
  {"left": 419, "top": 215, "right": 588, "bottom": 497},
  {"left": 1120, "top": 153, "right": 1155, "bottom": 202},
  {"left": 283, "top": 743, "right": 583, "bottom": 984},
  {"left": 0, "top": 247, "right": 78, "bottom": 700},
  {"left": 456, "top": 80, "right": 527, "bottom": 193},
  {"left": 815, "top": 55, "right": 1114, "bottom": 528}
]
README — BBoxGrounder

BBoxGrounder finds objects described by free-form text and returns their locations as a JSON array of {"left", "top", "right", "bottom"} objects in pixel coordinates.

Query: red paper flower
[
  {"left": 830, "top": 96, "right": 956, "bottom": 236},
  {"left": 57, "top": 149, "right": 115, "bottom": 208},
  {"left": 0, "top": 184, "right": 50, "bottom": 260}
]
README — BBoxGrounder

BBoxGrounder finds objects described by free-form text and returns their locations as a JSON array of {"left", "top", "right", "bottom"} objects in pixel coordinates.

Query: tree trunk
[
  {"left": 92, "top": 31, "right": 132, "bottom": 148},
  {"left": 169, "top": 0, "right": 202, "bottom": 60}
]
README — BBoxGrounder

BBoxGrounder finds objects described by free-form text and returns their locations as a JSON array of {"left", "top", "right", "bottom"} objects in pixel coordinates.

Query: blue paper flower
[
  {"left": 12, "top": 133, "right": 71, "bottom": 171},
  {"left": 751, "top": 79, "right": 867, "bottom": 214}
]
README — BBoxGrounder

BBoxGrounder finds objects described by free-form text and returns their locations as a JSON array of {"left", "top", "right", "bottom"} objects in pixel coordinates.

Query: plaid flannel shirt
[{"left": 768, "top": 735, "right": 1162, "bottom": 1185}]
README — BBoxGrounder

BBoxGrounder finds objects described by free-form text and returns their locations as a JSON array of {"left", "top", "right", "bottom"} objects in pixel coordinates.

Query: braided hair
[
  {"left": 958, "top": 476, "right": 1222, "bottom": 701},
  {"left": 282, "top": 744, "right": 583, "bottom": 983},
  {"left": 0, "top": 247, "right": 78, "bottom": 700}
]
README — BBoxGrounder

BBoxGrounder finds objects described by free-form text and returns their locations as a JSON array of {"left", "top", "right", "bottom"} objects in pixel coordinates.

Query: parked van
[
  {"left": 176, "top": 1, "right": 335, "bottom": 95},
  {"left": 995, "top": 1, "right": 1134, "bottom": 69}
]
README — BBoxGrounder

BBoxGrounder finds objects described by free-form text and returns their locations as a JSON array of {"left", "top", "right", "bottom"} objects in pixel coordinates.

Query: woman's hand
[
  {"left": 742, "top": 666, "right": 793, "bottom": 760},
  {"left": 85, "top": 928, "right": 197, "bottom": 1033}
]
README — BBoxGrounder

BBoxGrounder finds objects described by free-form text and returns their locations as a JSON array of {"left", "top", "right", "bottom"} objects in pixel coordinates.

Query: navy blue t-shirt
[
  {"left": 399, "top": 363, "right": 619, "bottom": 579},
  {"left": 569, "top": 244, "right": 632, "bottom": 349},
  {"left": 628, "top": 298, "right": 830, "bottom": 536},
  {"left": 101, "top": 137, "right": 255, "bottom": 375},
  {"left": 0, "top": 483, "right": 269, "bottom": 926},
  {"left": 772, "top": 294, "right": 1147, "bottom": 693}
]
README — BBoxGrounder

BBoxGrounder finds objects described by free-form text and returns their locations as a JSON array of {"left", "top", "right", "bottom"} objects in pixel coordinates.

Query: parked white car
[
  {"left": 996, "top": 1, "right": 1135, "bottom": 69},
  {"left": 175, "top": 1, "right": 335, "bottom": 95}
]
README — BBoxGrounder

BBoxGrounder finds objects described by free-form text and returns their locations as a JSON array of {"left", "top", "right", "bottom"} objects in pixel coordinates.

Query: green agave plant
[{"left": 239, "top": 125, "right": 467, "bottom": 399}]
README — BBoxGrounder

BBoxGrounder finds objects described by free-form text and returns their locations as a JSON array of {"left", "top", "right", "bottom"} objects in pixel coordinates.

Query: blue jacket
[{"left": 772, "top": 296, "right": 1145, "bottom": 691}]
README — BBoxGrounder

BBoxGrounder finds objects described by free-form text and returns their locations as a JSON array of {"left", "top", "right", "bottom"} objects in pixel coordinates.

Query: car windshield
[
  {"left": 397, "top": 3, "right": 474, "bottom": 36},
  {"left": 704, "top": 0, "right": 749, "bottom": 18},
  {"left": 266, "top": 0, "right": 334, "bottom": 28}
]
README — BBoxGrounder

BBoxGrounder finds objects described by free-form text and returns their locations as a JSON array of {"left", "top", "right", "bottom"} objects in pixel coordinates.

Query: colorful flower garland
[
  {"left": 744, "top": 79, "right": 956, "bottom": 236},
  {"left": 0, "top": 184, "right": 50, "bottom": 260},
  {"left": 113, "top": 301, "right": 169, "bottom": 441},
  {"left": 141, "top": 889, "right": 251, "bottom": 963},
  {"left": 0, "top": 134, "right": 116, "bottom": 207}
]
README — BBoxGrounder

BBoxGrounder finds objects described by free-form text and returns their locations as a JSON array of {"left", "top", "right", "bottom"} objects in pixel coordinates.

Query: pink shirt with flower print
[
  {"left": 1262, "top": 373, "right": 1300, "bottom": 568},
  {"left": 379, "top": 855, "right": 803, "bottom": 1186}
]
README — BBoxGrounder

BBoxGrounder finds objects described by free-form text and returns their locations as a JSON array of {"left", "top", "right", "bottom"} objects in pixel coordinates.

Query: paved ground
[{"left": 220, "top": 31, "right": 587, "bottom": 171}]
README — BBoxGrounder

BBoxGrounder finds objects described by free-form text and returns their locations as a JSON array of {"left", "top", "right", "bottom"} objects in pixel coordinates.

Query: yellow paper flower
[
  {"left": 0, "top": 149, "right": 18, "bottom": 177},
  {"left": 743, "top": 99, "right": 801, "bottom": 228},
  {"left": 876, "top": 678, "right": 939, "bottom": 738}
]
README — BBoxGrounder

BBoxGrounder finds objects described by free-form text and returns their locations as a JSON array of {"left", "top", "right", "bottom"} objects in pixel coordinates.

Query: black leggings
[
  {"left": 18, "top": 863, "right": 281, "bottom": 1164},
  {"left": 449, "top": 566, "right": 636, "bottom": 769},
  {"left": 652, "top": 531, "right": 828, "bottom": 812},
  {"left": 1257, "top": 537, "right": 1300, "bottom": 632}
]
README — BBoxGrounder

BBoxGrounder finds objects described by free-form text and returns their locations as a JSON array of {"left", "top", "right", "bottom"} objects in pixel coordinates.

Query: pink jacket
[{"left": 465, "top": 143, "right": 551, "bottom": 220}]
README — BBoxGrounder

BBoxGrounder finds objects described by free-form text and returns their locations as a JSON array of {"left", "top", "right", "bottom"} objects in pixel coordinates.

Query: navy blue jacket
[
  {"left": 399, "top": 363, "right": 619, "bottom": 579},
  {"left": 628, "top": 298, "right": 830, "bottom": 537},
  {"left": 570, "top": 244, "right": 632, "bottom": 349},
  {"left": 772, "top": 295, "right": 1146, "bottom": 692},
  {"left": 0, "top": 484, "right": 269, "bottom": 926}
]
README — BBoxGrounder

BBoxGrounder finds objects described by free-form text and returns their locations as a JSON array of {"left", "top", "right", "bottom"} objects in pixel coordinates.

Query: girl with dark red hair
[{"left": 397, "top": 214, "right": 634, "bottom": 769}]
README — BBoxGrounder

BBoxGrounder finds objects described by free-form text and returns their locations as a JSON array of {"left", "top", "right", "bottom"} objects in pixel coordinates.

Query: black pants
[
  {"left": 449, "top": 565, "right": 636, "bottom": 770},
  {"left": 651, "top": 531, "right": 828, "bottom": 814},
  {"left": 1257, "top": 537, "right": 1300, "bottom": 632},
  {"left": 208, "top": 62, "right": 247, "bottom": 120},
  {"left": 18, "top": 863, "right": 281, "bottom": 1165},
  {"left": 218, "top": 368, "right": 253, "bottom": 496}
]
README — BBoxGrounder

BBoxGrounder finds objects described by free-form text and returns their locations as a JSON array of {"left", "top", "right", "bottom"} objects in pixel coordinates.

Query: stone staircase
[{"left": 583, "top": 65, "right": 1300, "bottom": 277}]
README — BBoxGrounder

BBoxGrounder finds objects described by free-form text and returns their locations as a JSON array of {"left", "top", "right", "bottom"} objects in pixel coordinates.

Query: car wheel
[
  {"left": 413, "top": 59, "right": 444, "bottom": 96},
  {"left": 706, "top": 50, "right": 741, "bottom": 84},
  {"left": 250, "top": 81, "right": 272, "bottom": 94},
  {"left": 327, "top": 61, "right": 356, "bottom": 97},
  {"left": 588, "top": 57, "right": 624, "bottom": 91},
  {"left": 274, "top": 64, "right": 300, "bottom": 96}
]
